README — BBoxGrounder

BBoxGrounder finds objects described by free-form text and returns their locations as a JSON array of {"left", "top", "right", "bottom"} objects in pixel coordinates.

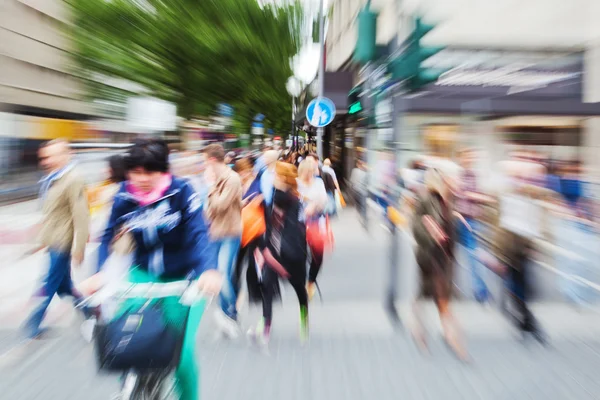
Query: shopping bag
[
  {"left": 306, "top": 216, "right": 334, "bottom": 254},
  {"left": 387, "top": 206, "right": 406, "bottom": 227},
  {"left": 336, "top": 190, "right": 346, "bottom": 208},
  {"left": 241, "top": 198, "right": 266, "bottom": 247}
]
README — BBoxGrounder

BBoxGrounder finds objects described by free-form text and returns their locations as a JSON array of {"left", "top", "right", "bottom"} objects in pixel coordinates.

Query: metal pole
[
  {"left": 386, "top": 94, "right": 403, "bottom": 328},
  {"left": 316, "top": 0, "right": 325, "bottom": 160},
  {"left": 292, "top": 96, "right": 296, "bottom": 150},
  {"left": 362, "top": 62, "right": 375, "bottom": 232}
]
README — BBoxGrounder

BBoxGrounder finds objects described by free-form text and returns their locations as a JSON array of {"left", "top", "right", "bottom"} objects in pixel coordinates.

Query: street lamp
[{"left": 286, "top": 76, "right": 302, "bottom": 151}]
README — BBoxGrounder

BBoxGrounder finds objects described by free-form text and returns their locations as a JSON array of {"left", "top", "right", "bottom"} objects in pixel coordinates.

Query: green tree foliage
[{"left": 68, "top": 0, "right": 304, "bottom": 129}]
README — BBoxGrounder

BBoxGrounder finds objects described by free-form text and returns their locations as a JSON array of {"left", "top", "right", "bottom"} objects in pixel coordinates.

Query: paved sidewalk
[
  {"left": 1, "top": 209, "right": 600, "bottom": 399},
  {"left": 2, "top": 301, "right": 600, "bottom": 400}
]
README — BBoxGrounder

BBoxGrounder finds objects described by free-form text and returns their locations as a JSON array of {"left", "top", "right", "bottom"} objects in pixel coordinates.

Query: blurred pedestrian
[
  {"left": 23, "top": 139, "right": 91, "bottom": 339},
  {"left": 90, "top": 139, "right": 222, "bottom": 400},
  {"left": 89, "top": 154, "right": 127, "bottom": 244},
  {"left": 411, "top": 168, "right": 468, "bottom": 361},
  {"left": 297, "top": 159, "right": 328, "bottom": 301},
  {"left": 493, "top": 158, "right": 548, "bottom": 344},
  {"left": 249, "top": 162, "right": 308, "bottom": 347},
  {"left": 225, "top": 151, "right": 236, "bottom": 168},
  {"left": 552, "top": 160, "right": 597, "bottom": 307},
  {"left": 350, "top": 160, "right": 368, "bottom": 228},
  {"left": 456, "top": 148, "right": 491, "bottom": 304},
  {"left": 259, "top": 150, "right": 280, "bottom": 206},
  {"left": 322, "top": 158, "right": 339, "bottom": 189},
  {"left": 233, "top": 158, "right": 269, "bottom": 308},
  {"left": 545, "top": 160, "right": 562, "bottom": 194},
  {"left": 203, "top": 144, "right": 244, "bottom": 338}
]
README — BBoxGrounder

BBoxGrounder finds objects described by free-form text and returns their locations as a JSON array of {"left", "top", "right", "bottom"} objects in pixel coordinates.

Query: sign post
[
  {"left": 306, "top": 97, "right": 336, "bottom": 144},
  {"left": 316, "top": 0, "right": 325, "bottom": 160}
]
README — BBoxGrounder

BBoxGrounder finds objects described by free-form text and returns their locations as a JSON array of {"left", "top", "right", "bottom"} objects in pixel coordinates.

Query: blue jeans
[
  {"left": 216, "top": 237, "right": 242, "bottom": 320},
  {"left": 458, "top": 218, "right": 489, "bottom": 302},
  {"left": 24, "top": 249, "right": 81, "bottom": 337}
]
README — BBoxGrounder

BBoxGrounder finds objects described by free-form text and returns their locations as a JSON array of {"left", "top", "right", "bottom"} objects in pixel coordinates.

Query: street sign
[
  {"left": 306, "top": 97, "right": 336, "bottom": 128},
  {"left": 251, "top": 121, "right": 264, "bottom": 136},
  {"left": 218, "top": 103, "right": 234, "bottom": 117}
]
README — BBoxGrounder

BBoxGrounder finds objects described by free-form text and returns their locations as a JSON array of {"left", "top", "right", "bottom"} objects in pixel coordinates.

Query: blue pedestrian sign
[{"left": 306, "top": 97, "right": 336, "bottom": 128}]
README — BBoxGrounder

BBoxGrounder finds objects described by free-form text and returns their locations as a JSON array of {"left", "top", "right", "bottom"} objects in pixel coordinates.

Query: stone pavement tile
[
  {"left": 1, "top": 325, "right": 600, "bottom": 400},
  {"left": 199, "top": 335, "right": 600, "bottom": 400}
]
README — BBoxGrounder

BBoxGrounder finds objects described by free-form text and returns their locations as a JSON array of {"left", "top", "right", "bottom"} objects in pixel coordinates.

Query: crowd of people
[
  {"left": 23, "top": 138, "right": 342, "bottom": 398},
  {"left": 19, "top": 136, "right": 599, "bottom": 396},
  {"left": 396, "top": 147, "right": 599, "bottom": 361}
]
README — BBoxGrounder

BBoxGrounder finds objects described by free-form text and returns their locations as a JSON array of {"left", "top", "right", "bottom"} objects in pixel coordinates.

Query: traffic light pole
[
  {"left": 316, "top": 0, "right": 325, "bottom": 160},
  {"left": 386, "top": 92, "right": 404, "bottom": 328}
]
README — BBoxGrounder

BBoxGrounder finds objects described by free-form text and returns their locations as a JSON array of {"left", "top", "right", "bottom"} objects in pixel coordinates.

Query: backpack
[{"left": 269, "top": 193, "right": 307, "bottom": 265}]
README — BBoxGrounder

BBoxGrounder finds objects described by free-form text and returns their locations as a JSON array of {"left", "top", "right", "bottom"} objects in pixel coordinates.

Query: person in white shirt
[{"left": 297, "top": 159, "right": 327, "bottom": 300}]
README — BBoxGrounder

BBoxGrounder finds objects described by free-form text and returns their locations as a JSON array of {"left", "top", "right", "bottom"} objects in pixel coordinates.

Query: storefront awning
[{"left": 393, "top": 49, "right": 600, "bottom": 117}]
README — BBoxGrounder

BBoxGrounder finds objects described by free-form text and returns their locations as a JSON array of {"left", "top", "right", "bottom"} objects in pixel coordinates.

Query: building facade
[
  {"left": 0, "top": 0, "right": 93, "bottom": 117},
  {"left": 325, "top": 0, "right": 600, "bottom": 184}
]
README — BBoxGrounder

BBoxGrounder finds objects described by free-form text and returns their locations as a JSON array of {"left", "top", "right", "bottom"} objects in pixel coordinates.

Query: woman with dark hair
[
  {"left": 412, "top": 168, "right": 468, "bottom": 361},
  {"left": 84, "top": 139, "right": 222, "bottom": 400}
]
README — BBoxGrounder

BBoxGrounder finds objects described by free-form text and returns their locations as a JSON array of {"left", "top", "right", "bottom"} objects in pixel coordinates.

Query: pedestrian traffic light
[
  {"left": 388, "top": 17, "right": 446, "bottom": 91},
  {"left": 348, "top": 86, "right": 363, "bottom": 115},
  {"left": 353, "top": 1, "right": 377, "bottom": 65}
]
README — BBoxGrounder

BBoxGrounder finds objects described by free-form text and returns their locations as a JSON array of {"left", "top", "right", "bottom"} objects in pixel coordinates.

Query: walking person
[
  {"left": 23, "top": 139, "right": 91, "bottom": 339},
  {"left": 456, "top": 149, "right": 492, "bottom": 303},
  {"left": 411, "top": 168, "right": 469, "bottom": 361},
  {"left": 203, "top": 144, "right": 244, "bottom": 338},
  {"left": 233, "top": 158, "right": 268, "bottom": 308},
  {"left": 87, "top": 139, "right": 222, "bottom": 400},
  {"left": 350, "top": 160, "right": 368, "bottom": 229},
  {"left": 249, "top": 162, "right": 309, "bottom": 347},
  {"left": 258, "top": 150, "right": 280, "bottom": 207},
  {"left": 297, "top": 159, "right": 328, "bottom": 301},
  {"left": 88, "top": 154, "right": 127, "bottom": 245},
  {"left": 492, "top": 156, "right": 548, "bottom": 344},
  {"left": 552, "top": 161, "right": 596, "bottom": 307}
]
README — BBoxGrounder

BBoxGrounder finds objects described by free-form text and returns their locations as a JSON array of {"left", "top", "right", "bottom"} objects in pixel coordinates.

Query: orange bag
[{"left": 241, "top": 198, "right": 266, "bottom": 247}]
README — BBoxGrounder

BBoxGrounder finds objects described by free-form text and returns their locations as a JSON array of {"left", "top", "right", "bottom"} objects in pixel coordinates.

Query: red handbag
[{"left": 306, "top": 216, "right": 334, "bottom": 254}]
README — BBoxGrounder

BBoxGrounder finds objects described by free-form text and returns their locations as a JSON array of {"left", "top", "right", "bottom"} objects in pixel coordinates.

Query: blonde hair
[
  {"left": 297, "top": 159, "right": 314, "bottom": 181},
  {"left": 263, "top": 150, "right": 280, "bottom": 166}
]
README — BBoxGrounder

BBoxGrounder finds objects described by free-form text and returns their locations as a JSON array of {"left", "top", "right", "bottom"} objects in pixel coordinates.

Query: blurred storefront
[{"left": 384, "top": 49, "right": 600, "bottom": 184}]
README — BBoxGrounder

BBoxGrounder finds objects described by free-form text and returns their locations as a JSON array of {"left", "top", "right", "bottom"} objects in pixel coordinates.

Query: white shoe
[
  {"left": 80, "top": 317, "right": 96, "bottom": 343},
  {"left": 246, "top": 327, "right": 270, "bottom": 353},
  {"left": 213, "top": 311, "right": 240, "bottom": 339}
]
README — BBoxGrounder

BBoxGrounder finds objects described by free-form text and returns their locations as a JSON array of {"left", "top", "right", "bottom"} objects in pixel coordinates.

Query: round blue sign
[{"left": 306, "top": 97, "right": 336, "bottom": 128}]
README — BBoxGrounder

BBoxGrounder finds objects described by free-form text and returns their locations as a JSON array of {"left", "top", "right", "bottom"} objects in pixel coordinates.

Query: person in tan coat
[
  {"left": 203, "top": 144, "right": 243, "bottom": 337},
  {"left": 24, "top": 139, "right": 91, "bottom": 339}
]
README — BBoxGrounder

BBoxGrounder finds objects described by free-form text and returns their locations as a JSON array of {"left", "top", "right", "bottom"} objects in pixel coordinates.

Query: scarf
[{"left": 127, "top": 174, "right": 172, "bottom": 206}]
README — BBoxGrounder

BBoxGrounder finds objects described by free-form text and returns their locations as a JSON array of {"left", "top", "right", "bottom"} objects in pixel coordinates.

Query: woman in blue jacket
[{"left": 95, "top": 139, "right": 221, "bottom": 400}]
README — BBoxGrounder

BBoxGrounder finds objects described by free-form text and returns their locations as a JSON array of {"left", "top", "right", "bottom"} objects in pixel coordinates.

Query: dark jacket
[
  {"left": 265, "top": 189, "right": 307, "bottom": 273},
  {"left": 98, "top": 178, "right": 218, "bottom": 279}
]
